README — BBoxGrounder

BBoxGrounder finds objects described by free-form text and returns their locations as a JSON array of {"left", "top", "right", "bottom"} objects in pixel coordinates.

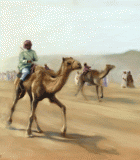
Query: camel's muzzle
[
  {"left": 112, "top": 65, "right": 116, "bottom": 69},
  {"left": 72, "top": 60, "right": 82, "bottom": 70}
]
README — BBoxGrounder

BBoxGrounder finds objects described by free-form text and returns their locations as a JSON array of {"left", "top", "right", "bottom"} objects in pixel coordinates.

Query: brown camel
[
  {"left": 7, "top": 57, "right": 82, "bottom": 137},
  {"left": 75, "top": 64, "right": 115, "bottom": 101}
]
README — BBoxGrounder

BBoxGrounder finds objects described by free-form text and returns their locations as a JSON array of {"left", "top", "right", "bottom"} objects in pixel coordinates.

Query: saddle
[
  {"left": 82, "top": 71, "right": 89, "bottom": 75},
  {"left": 17, "top": 64, "right": 37, "bottom": 79}
]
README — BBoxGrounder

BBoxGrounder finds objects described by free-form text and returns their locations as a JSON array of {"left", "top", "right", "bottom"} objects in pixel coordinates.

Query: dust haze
[{"left": 0, "top": 50, "right": 140, "bottom": 160}]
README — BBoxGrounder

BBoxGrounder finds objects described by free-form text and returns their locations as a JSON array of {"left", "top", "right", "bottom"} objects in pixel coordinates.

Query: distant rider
[
  {"left": 83, "top": 63, "right": 91, "bottom": 74},
  {"left": 44, "top": 64, "right": 51, "bottom": 70}
]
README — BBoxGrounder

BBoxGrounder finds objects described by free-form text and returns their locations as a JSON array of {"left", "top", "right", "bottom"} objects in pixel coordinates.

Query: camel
[
  {"left": 7, "top": 57, "right": 82, "bottom": 137},
  {"left": 75, "top": 64, "right": 115, "bottom": 101}
]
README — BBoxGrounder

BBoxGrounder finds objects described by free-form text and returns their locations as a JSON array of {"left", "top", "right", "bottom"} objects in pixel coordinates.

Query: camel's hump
[{"left": 91, "top": 70, "right": 99, "bottom": 75}]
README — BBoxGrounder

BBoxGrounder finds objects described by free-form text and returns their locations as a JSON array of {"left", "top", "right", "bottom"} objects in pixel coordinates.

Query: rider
[
  {"left": 44, "top": 64, "right": 51, "bottom": 70},
  {"left": 83, "top": 63, "right": 91, "bottom": 74},
  {"left": 18, "top": 40, "right": 38, "bottom": 90}
]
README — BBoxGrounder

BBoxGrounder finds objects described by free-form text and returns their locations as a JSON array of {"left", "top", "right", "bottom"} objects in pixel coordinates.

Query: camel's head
[
  {"left": 62, "top": 57, "right": 82, "bottom": 71},
  {"left": 106, "top": 64, "right": 116, "bottom": 70}
]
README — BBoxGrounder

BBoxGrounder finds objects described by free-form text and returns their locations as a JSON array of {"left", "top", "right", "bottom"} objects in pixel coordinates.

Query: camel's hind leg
[
  {"left": 49, "top": 95, "right": 67, "bottom": 137},
  {"left": 75, "top": 80, "right": 85, "bottom": 96},
  {"left": 96, "top": 85, "right": 101, "bottom": 102},
  {"left": 28, "top": 91, "right": 43, "bottom": 133},
  {"left": 100, "top": 86, "right": 104, "bottom": 98},
  {"left": 81, "top": 85, "right": 88, "bottom": 100},
  {"left": 34, "top": 115, "right": 43, "bottom": 133},
  {"left": 7, "top": 87, "right": 26, "bottom": 125}
]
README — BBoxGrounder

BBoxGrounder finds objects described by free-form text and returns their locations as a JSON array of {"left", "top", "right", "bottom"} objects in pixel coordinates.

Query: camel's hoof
[
  {"left": 7, "top": 120, "right": 12, "bottom": 126},
  {"left": 61, "top": 132, "right": 66, "bottom": 137},
  {"left": 61, "top": 128, "right": 67, "bottom": 137},
  {"left": 25, "top": 133, "right": 33, "bottom": 138},
  {"left": 100, "top": 96, "right": 103, "bottom": 99},
  {"left": 37, "top": 130, "right": 43, "bottom": 133},
  {"left": 37, "top": 126, "right": 43, "bottom": 133},
  {"left": 26, "top": 129, "right": 33, "bottom": 138}
]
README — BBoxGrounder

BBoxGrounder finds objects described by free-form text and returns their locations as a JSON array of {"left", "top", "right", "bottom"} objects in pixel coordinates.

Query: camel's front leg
[
  {"left": 28, "top": 92, "right": 43, "bottom": 133},
  {"left": 26, "top": 99, "right": 38, "bottom": 137},
  {"left": 50, "top": 96, "right": 67, "bottom": 137},
  {"left": 7, "top": 97, "right": 18, "bottom": 125},
  {"left": 7, "top": 87, "right": 25, "bottom": 125}
]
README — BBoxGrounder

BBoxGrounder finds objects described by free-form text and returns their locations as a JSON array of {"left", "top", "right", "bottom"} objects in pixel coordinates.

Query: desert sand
[{"left": 0, "top": 80, "right": 140, "bottom": 160}]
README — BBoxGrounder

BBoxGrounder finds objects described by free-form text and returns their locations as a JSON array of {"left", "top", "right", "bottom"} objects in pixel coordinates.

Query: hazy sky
[{"left": 0, "top": 0, "right": 140, "bottom": 60}]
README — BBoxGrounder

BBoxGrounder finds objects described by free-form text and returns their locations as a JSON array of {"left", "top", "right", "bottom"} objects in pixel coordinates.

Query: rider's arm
[
  {"left": 87, "top": 66, "right": 91, "bottom": 69},
  {"left": 32, "top": 51, "right": 38, "bottom": 62},
  {"left": 19, "top": 52, "right": 28, "bottom": 64}
]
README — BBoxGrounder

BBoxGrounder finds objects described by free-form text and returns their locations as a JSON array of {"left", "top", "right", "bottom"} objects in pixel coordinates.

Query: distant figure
[
  {"left": 9, "top": 71, "right": 12, "bottom": 81},
  {"left": 6, "top": 71, "right": 10, "bottom": 81},
  {"left": 0, "top": 73, "right": 2, "bottom": 80},
  {"left": 83, "top": 63, "right": 91, "bottom": 74},
  {"left": 13, "top": 70, "right": 17, "bottom": 81},
  {"left": 121, "top": 71, "right": 127, "bottom": 88},
  {"left": 75, "top": 71, "right": 81, "bottom": 85},
  {"left": 1, "top": 72, "right": 4, "bottom": 80},
  {"left": 4, "top": 73, "right": 6, "bottom": 80},
  {"left": 103, "top": 76, "right": 108, "bottom": 87},
  {"left": 10, "top": 70, "right": 17, "bottom": 81},
  {"left": 127, "top": 71, "right": 135, "bottom": 88},
  {"left": 44, "top": 64, "right": 51, "bottom": 70}
]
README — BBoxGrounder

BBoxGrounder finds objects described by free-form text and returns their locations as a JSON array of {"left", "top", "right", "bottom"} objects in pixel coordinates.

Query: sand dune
[{"left": 0, "top": 80, "right": 140, "bottom": 160}]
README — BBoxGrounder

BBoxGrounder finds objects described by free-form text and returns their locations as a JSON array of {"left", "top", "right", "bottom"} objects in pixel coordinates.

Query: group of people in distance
[
  {"left": 0, "top": 71, "right": 17, "bottom": 81},
  {"left": 121, "top": 71, "right": 135, "bottom": 88}
]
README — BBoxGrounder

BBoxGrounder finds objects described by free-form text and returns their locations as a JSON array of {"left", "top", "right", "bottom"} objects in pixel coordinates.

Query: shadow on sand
[
  {"left": 86, "top": 95, "right": 136, "bottom": 104},
  {"left": 7, "top": 125, "right": 119, "bottom": 155},
  {"left": 43, "top": 131, "right": 119, "bottom": 155},
  {"left": 103, "top": 97, "right": 136, "bottom": 104}
]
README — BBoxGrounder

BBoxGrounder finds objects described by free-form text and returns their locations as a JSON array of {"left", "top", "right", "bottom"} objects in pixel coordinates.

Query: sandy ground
[{"left": 0, "top": 81, "right": 140, "bottom": 160}]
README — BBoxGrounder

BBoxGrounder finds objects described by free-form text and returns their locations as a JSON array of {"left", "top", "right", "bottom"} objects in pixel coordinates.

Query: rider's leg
[{"left": 19, "top": 68, "right": 30, "bottom": 89}]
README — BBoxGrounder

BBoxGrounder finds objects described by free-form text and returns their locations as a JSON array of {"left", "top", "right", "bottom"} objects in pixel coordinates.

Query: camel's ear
[{"left": 63, "top": 57, "right": 65, "bottom": 62}]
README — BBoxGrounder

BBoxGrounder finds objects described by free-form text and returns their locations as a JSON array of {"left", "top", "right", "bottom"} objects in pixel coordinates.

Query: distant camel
[
  {"left": 75, "top": 64, "right": 115, "bottom": 101},
  {"left": 7, "top": 57, "right": 82, "bottom": 137}
]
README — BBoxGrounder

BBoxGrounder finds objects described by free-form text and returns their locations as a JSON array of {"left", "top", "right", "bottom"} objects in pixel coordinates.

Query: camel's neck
[
  {"left": 99, "top": 68, "right": 111, "bottom": 79},
  {"left": 47, "top": 64, "right": 71, "bottom": 93}
]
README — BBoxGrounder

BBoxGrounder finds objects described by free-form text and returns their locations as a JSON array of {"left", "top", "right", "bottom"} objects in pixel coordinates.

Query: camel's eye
[{"left": 67, "top": 62, "right": 71, "bottom": 65}]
